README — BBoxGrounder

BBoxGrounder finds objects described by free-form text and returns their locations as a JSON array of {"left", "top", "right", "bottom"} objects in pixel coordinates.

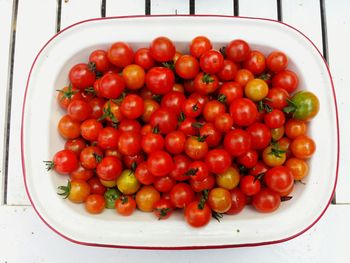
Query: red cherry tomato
[
  {"left": 230, "top": 98, "right": 258, "bottom": 127},
  {"left": 69, "top": 63, "right": 96, "bottom": 90},
  {"left": 146, "top": 67, "right": 175, "bottom": 95},
  {"left": 190, "top": 36, "right": 212, "bottom": 58},
  {"left": 107, "top": 42, "right": 134, "bottom": 68},
  {"left": 199, "top": 49, "right": 224, "bottom": 74},
  {"left": 224, "top": 129, "right": 252, "bottom": 157},
  {"left": 150, "top": 36, "right": 176, "bottom": 62},
  {"left": 49, "top": 149, "right": 78, "bottom": 174},
  {"left": 170, "top": 183, "right": 195, "bottom": 208},
  {"left": 149, "top": 108, "right": 178, "bottom": 134},
  {"left": 205, "top": 149, "right": 231, "bottom": 174},
  {"left": 147, "top": 151, "right": 174, "bottom": 177},
  {"left": 252, "top": 188, "right": 281, "bottom": 213},
  {"left": 226, "top": 39, "right": 250, "bottom": 62}
]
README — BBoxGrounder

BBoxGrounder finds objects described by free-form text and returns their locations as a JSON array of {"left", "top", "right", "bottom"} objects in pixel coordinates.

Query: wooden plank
[
  {"left": 325, "top": 0, "right": 350, "bottom": 203},
  {"left": 281, "top": 0, "right": 323, "bottom": 52},
  {"left": 0, "top": 204, "right": 348, "bottom": 262},
  {"left": 106, "top": 0, "right": 145, "bottom": 16},
  {"left": 151, "top": 0, "right": 189, "bottom": 14},
  {"left": 6, "top": 0, "right": 57, "bottom": 205},
  {"left": 0, "top": 0, "right": 14, "bottom": 204},
  {"left": 61, "top": 0, "right": 101, "bottom": 29},
  {"left": 239, "top": 0, "right": 277, "bottom": 19},
  {"left": 195, "top": 0, "right": 234, "bottom": 15}
]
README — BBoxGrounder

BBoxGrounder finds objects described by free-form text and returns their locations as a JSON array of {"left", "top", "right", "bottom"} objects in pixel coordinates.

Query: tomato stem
[
  {"left": 212, "top": 211, "right": 223, "bottom": 222},
  {"left": 202, "top": 73, "right": 214, "bottom": 84},
  {"left": 191, "top": 122, "right": 203, "bottom": 129},
  {"left": 185, "top": 168, "right": 199, "bottom": 176},
  {"left": 57, "top": 180, "right": 71, "bottom": 199},
  {"left": 162, "top": 61, "right": 175, "bottom": 71},
  {"left": 93, "top": 153, "right": 103, "bottom": 163},
  {"left": 56, "top": 84, "right": 78, "bottom": 100},
  {"left": 156, "top": 208, "right": 171, "bottom": 220},
  {"left": 121, "top": 196, "right": 129, "bottom": 204},
  {"left": 281, "top": 196, "right": 293, "bottom": 202},
  {"left": 43, "top": 161, "right": 54, "bottom": 171},
  {"left": 84, "top": 87, "right": 96, "bottom": 96},
  {"left": 283, "top": 98, "right": 297, "bottom": 114},
  {"left": 219, "top": 46, "right": 226, "bottom": 57},
  {"left": 217, "top": 94, "right": 227, "bottom": 104},
  {"left": 198, "top": 189, "right": 209, "bottom": 210}
]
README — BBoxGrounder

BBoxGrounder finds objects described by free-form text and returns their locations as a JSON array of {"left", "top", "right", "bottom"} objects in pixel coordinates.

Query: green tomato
[
  {"left": 117, "top": 169, "right": 141, "bottom": 195},
  {"left": 284, "top": 91, "right": 319, "bottom": 121},
  {"left": 104, "top": 188, "right": 121, "bottom": 209}
]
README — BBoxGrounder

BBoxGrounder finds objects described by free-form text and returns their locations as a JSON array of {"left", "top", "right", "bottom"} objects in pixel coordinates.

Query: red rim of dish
[{"left": 21, "top": 14, "right": 339, "bottom": 250}]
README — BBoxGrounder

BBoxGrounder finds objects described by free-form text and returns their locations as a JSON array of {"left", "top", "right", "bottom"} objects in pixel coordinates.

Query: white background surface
[{"left": 0, "top": 0, "right": 349, "bottom": 262}]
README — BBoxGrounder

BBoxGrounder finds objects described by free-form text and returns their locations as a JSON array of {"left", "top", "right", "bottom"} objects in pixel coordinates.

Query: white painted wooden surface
[
  {"left": 60, "top": 0, "right": 101, "bottom": 29},
  {"left": 239, "top": 0, "right": 278, "bottom": 19},
  {"left": 0, "top": 205, "right": 348, "bottom": 262},
  {"left": 281, "top": 0, "right": 323, "bottom": 52},
  {"left": 0, "top": 0, "right": 13, "bottom": 204},
  {"left": 195, "top": 0, "right": 234, "bottom": 15},
  {"left": 151, "top": 0, "right": 190, "bottom": 14},
  {"left": 106, "top": 0, "right": 145, "bottom": 16},
  {"left": 6, "top": 0, "right": 57, "bottom": 205},
  {"left": 325, "top": 0, "right": 350, "bottom": 203},
  {"left": 1, "top": 0, "right": 350, "bottom": 262}
]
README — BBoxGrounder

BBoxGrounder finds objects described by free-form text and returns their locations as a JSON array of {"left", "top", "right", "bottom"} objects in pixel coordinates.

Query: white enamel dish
[{"left": 22, "top": 16, "right": 338, "bottom": 249}]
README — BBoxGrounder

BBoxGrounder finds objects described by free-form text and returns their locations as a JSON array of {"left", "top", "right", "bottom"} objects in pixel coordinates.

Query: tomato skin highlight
[
  {"left": 224, "top": 129, "right": 252, "bottom": 157},
  {"left": 147, "top": 151, "right": 174, "bottom": 177},
  {"left": 184, "top": 201, "right": 211, "bottom": 228},
  {"left": 252, "top": 188, "right": 281, "bottom": 213},
  {"left": 51, "top": 149, "right": 79, "bottom": 174}
]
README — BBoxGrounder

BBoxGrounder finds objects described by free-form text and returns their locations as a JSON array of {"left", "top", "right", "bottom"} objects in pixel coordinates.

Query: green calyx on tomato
[
  {"left": 202, "top": 73, "right": 214, "bottom": 84},
  {"left": 283, "top": 91, "right": 319, "bottom": 121},
  {"left": 258, "top": 72, "right": 272, "bottom": 81},
  {"left": 257, "top": 100, "right": 272, "bottom": 113},
  {"left": 191, "top": 122, "right": 204, "bottom": 129},
  {"left": 162, "top": 61, "right": 175, "bottom": 71},
  {"left": 87, "top": 61, "right": 97, "bottom": 73},
  {"left": 93, "top": 152, "right": 103, "bottom": 163},
  {"left": 281, "top": 196, "right": 293, "bottom": 202},
  {"left": 56, "top": 84, "right": 78, "bottom": 100},
  {"left": 253, "top": 172, "right": 265, "bottom": 182},
  {"left": 268, "top": 142, "right": 286, "bottom": 158},
  {"left": 185, "top": 168, "right": 199, "bottom": 176},
  {"left": 104, "top": 188, "right": 121, "bottom": 209},
  {"left": 198, "top": 189, "right": 209, "bottom": 210},
  {"left": 98, "top": 100, "right": 119, "bottom": 123},
  {"left": 121, "top": 195, "right": 129, "bottom": 204},
  {"left": 44, "top": 160, "right": 54, "bottom": 171},
  {"left": 217, "top": 94, "right": 227, "bottom": 104},
  {"left": 57, "top": 180, "right": 71, "bottom": 199},
  {"left": 219, "top": 46, "right": 226, "bottom": 57},
  {"left": 196, "top": 135, "right": 209, "bottom": 142},
  {"left": 111, "top": 92, "right": 126, "bottom": 104},
  {"left": 155, "top": 208, "right": 171, "bottom": 220},
  {"left": 84, "top": 87, "right": 97, "bottom": 96},
  {"left": 212, "top": 211, "right": 224, "bottom": 222}
]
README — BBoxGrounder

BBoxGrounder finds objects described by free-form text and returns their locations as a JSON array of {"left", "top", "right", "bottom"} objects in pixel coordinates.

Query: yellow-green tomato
[
  {"left": 245, "top": 79, "right": 269, "bottom": 101},
  {"left": 216, "top": 166, "right": 240, "bottom": 190},
  {"left": 117, "top": 169, "right": 141, "bottom": 195},
  {"left": 100, "top": 178, "right": 117, "bottom": 188},
  {"left": 262, "top": 145, "right": 286, "bottom": 167}
]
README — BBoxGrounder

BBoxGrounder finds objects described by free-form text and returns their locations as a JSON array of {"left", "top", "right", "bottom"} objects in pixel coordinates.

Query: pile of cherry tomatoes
[{"left": 47, "top": 36, "right": 319, "bottom": 227}]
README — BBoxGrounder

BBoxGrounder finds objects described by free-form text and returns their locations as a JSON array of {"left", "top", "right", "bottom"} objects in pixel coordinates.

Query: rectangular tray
[{"left": 22, "top": 15, "right": 338, "bottom": 249}]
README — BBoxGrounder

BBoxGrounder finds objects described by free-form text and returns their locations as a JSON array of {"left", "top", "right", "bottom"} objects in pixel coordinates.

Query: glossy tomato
[
  {"left": 147, "top": 151, "right": 174, "bottom": 177},
  {"left": 224, "top": 129, "right": 252, "bottom": 157}
]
